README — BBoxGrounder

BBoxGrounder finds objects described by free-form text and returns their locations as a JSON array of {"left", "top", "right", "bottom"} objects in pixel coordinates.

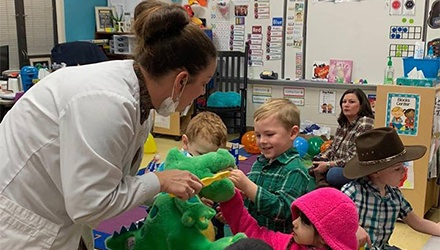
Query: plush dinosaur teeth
[{"left": 129, "top": 223, "right": 137, "bottom": 231}]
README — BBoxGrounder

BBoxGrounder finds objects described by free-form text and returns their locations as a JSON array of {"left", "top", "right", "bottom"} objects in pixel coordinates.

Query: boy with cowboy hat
[{"left": 342, "top": 127, "right": 440, "bottom": 250}]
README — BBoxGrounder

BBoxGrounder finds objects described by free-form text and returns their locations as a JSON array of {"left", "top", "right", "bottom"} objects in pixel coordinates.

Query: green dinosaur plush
[{"left": 105, "top": 148, "right": 247, "bottom": 250}]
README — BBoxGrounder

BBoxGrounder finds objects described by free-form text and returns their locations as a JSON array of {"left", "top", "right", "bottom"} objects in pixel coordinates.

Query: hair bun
[{"left": 135, "top": 3, "right": 190, "bottom": 45}]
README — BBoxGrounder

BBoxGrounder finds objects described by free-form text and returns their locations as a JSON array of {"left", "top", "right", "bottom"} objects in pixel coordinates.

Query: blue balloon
[{"left": 293, "top": 137, "right": 309, "bottom": 158}]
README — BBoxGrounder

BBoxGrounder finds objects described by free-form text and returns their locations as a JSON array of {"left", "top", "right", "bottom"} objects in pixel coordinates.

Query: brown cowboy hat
[{"left": 344, "top": 127, "right": 427, "bottom": 179}]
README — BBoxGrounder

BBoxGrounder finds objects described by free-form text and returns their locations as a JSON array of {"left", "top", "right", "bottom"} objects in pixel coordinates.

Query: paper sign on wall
[
  {"left": 286, "top": 97, "right": 304, "bottom": 106},
  {"left": 154, "top": 112, "right": 171, "bottom": 129},
  {"left": 319, "top": 90, "right": 336, "bottom": 114},
  {"left": 253, "top": 86, "right": 272, "bottom": 95},
  {"left": 385, "top": 93, "right": 420, "bottom": 136},
  {"left": 283, "top": 87, "right": 305, "bottom": 97},
  {"left": 252, "top": 95, "right": 271, "bottom": 104}
]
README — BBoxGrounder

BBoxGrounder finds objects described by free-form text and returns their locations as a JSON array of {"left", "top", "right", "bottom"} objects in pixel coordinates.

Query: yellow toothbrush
[
  {"left": 169, "top": 171, "right": 231, "bottom": 197},
  {"left": 201, "top": 171, "right": 231, "bottom": 187}
]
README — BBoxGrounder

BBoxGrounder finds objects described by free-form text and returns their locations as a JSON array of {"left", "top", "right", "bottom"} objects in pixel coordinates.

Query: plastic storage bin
[
  {"left": 396, "top": 77, "right": 435, "bottom": 87},
  {"left": 403, "top": 57, "right": 440, "bottom": 78}
]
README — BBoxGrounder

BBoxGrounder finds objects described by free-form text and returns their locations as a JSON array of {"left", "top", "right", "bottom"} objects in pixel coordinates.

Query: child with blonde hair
[
  {"left": 156, "top": 111, "right": 228, "bottom": 171},
  {"left": 156, "top": 111, "right": 230, "bottom": 238},
  {"left": 181, "top": 111, "right": 228, "bottom": 156},
  {"left": 220, "top": 187, "right": 359, "bottom": 250},
  {"left": 228, "top": 98, "right": 314, "bottom": 233}
]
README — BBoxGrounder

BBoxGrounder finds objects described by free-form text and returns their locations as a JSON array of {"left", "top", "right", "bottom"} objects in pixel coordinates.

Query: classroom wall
[
  {"left": 246, "top": 83, "right": 376, "bottom": 135},
  {"left": 64, "top": 0, "right": 107, "bottom": 42},
  {"left": 305, "top": 1, "right": 425, "bottom": 84}
]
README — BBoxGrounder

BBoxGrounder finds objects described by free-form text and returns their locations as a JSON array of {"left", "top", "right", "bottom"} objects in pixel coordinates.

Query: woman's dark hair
[
  {"left": 337, "top": 88, "right": 374, "bottom": 126},
  {"left": 133, "top": 0, "right": 217, "bottom": 79},
  {"left": 225, "top": 238, "right": 274, "bottom": 250}
]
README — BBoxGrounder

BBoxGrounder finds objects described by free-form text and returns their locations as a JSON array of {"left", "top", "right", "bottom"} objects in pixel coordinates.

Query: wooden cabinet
[
  {"left": 152, "top": 111, "right": 192, "bottom": 140},
  {"left": 375, "top": 85, "right": 440, "bottom": 217}
]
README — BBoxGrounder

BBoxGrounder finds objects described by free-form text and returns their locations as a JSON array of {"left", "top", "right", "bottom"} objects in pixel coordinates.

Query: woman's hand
[
  {"left": 311, "top": 161, "right": 330, "bottom": 174},
  {"left": 154, "top": 170, "right": 203, "bottom": 200}
]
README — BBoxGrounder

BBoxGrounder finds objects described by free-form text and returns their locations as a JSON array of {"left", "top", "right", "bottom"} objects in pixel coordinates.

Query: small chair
[
  {"left": 51, "top": 41, "right": 108, "bottom": 66},
  {"left": 196, "top": 43, "right": 249, "bottom": 140}
]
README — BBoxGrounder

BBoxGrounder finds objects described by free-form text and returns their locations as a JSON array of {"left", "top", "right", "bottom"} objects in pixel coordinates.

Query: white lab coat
[{"left": 0, "top": 60, "right": 160, "bottom": 249}]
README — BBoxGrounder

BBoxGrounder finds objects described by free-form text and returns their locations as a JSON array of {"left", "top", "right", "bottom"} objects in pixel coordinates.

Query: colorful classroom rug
[
  {"left": 93, "top": 206, "right": 148, "bottom": 249},
  {"left": 93, "top": 148, "right": 259, "bottom": 249}
]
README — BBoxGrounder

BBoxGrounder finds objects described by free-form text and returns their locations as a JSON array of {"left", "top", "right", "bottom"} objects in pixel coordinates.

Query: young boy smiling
[{"left": 228, "top": 98, "right": 314, "bottom": 233}]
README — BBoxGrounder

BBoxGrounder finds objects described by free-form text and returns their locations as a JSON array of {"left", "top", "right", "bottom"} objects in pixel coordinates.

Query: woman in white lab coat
[{"left": 0, "top": 1, "right": 217, "bottom": 249}]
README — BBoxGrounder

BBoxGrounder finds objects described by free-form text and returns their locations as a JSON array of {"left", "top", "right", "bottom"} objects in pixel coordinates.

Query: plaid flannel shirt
[
  {"left": 321, "top": 116, "right": 374, "bottom": 167},
  {"left": 244, "top": 147, "right": 314, "bottom": 233},
  {"left": 342, "top": 178, "right": 412, "bottom": 250}
]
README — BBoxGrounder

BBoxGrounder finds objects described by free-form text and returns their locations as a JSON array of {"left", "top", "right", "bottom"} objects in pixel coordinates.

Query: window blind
[
  {"left": 0, "top": 0, "right": 19, "bottom": 70},
  {"left": 0, "top": 0, "right": 55, "bottom": 70},
  {"left": 24, "top": 0, "right": 54, "bottom": 56}
]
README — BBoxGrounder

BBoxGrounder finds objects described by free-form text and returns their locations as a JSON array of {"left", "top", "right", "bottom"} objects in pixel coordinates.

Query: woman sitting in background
[{"left": 311, "top": 88, "right": 374, "bottom": 189}]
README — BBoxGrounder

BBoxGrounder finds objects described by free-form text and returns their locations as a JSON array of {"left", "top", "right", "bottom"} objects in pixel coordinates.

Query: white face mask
[
  {"left": 156, "top": 80, "right": 187, "bottom": 117},
  {"left": 180, "top": 103, "right": 192, "bottom": 116}
]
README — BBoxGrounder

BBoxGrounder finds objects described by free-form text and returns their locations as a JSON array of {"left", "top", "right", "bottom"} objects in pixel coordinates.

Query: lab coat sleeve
[{"left": 59, "top": 91, "right": 160, "bottom": 227}]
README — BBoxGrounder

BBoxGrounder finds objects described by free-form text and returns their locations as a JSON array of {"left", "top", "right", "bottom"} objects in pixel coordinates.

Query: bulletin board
[{"left": 305, "top": 0, "right": 426, "bottom": 84}]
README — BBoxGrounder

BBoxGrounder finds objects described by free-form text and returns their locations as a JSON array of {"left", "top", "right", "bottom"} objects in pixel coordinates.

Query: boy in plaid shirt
[
  {"left": 342, "top": 127, "right": 440, "bottom": 250},
  {"left": 227, "top": 98, "right": 314, "bottom": 233}
]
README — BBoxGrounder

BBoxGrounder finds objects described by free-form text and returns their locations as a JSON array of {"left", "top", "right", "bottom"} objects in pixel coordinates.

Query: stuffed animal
[
  {"left": 105, "top": 148, "right": 247, "bottom": 250},
  {"left": 207, "top": 92, "right": 241, "bottom": 108},
  {"left": 183, "top": 4, "right": 203, "bottom": 27},
  {"left": 183, "top": 2, "right": 204, "bottom": 28}
]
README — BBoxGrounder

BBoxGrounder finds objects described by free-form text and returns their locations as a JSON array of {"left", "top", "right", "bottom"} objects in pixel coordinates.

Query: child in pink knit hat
[{"left": 220, "top": 187, "right": 359, "bottom": 250}]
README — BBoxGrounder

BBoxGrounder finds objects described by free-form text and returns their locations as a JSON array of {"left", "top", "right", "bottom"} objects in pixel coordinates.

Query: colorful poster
[
  {"left": 319, "top": 90, "right": 336, "bottom": 114},
  {"left": 328, "top": 59, "right": 353, "bottom": 83},
  {"left": 368, "top": 94, "right": 376, "bottom": 115},
  {"left": 434, "top": 97, "right": 440, "bottom": 137},
  {"left": 400, "top": 161, "right": 414, "bottom": 189},
  {"left": 311, "top": 61, "right": 329, "bottom": 81},
  {"left": 385, "top": 93, "right": 420, "bottom": 136},
  {"left": 295, "top": 52, "right": 303, "bottom": 79},
  {"left": 234, "top": 5, "right": 248, "bottom": 16}
]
